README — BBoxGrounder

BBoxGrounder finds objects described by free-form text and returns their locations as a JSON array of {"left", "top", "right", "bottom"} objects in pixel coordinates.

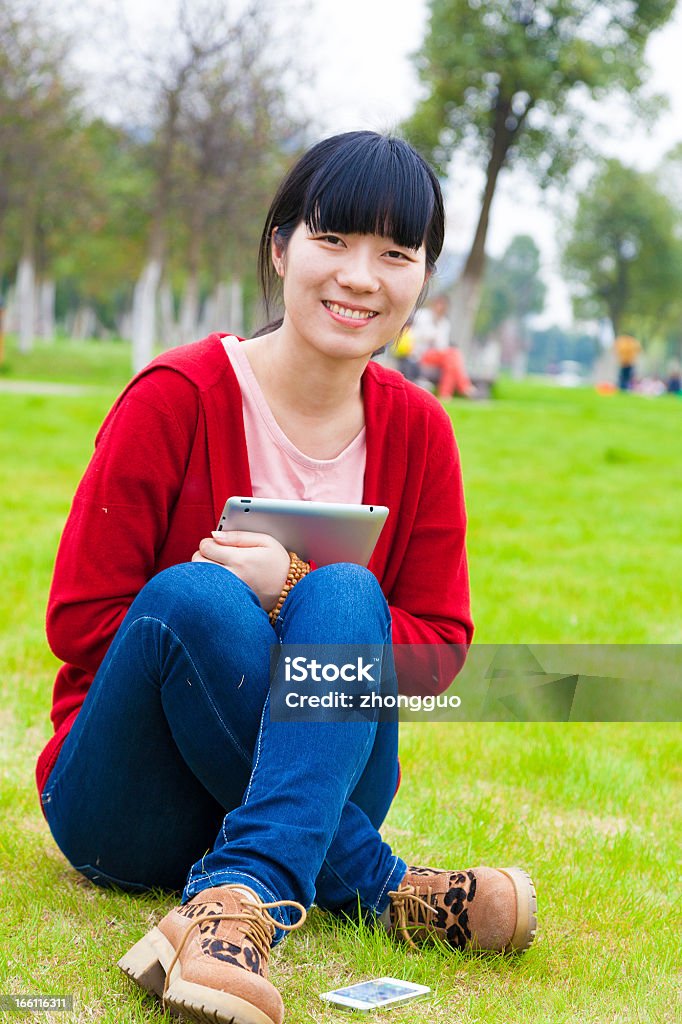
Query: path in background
[{"left": 0, "top": 380, "right": 100, "bottom": 396}]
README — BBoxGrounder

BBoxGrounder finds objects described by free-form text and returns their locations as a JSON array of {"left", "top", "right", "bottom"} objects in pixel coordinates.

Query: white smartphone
[
  {"left": 216, "top": 496, "right": 389, "bottom": 567},
  {"left": 320, "top": 977, "right": 430, "bottom": 1011}
]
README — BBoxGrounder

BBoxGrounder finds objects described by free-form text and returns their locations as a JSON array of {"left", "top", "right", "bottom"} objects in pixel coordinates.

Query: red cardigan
[{"left": 37, "top": 334, "right": 473, "bottom": 794}]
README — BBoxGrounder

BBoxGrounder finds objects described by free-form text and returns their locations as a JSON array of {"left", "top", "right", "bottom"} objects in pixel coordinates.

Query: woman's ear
[{"left": 271, "top": 228, "right": 285, "bottom": 278}]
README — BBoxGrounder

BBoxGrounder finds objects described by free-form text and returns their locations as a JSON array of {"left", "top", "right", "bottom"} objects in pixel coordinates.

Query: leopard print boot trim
[
  {"left": 164, "top": 886, "right": 306, "bottom": 996},
  {"left": 388, "top": 864, "right": 537, "bottom": 953},
  {"left": 388, "top": 867, "right": 476, "bottom": 950},
  {"left": 174, "top": 897, "right": 272, "bottom": 976}
]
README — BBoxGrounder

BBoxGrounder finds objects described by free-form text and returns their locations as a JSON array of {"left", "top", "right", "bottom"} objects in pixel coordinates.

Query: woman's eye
[
  {"left": 319, "top": 234, "right": 344, "bottom": 245},
  {"left": 386, "top": 250, "right": 409, "bottom": 260}
]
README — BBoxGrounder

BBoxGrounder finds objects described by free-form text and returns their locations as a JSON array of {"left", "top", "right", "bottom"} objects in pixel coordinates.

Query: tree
[
  {"left": 405, "top": 0, "right": 677, "bottom": 354},
  {"left": 125, "top": 0, "right": 304, "bottom": 371},
  {"left": 476, "top": 234, "right": 546, "bottom": 373},
  {"left": 50, "top": 118, "right": 152, "bottom": 334},
  {"left": 127, "top": 2, "right": 244, "bottom": 369},
  {"left": 562, "top": 159, "right": 682, "bottom": 338},
  {"left": 0, "top": 0, "right": 85, "bottom": 349},
  {"left": 168, "top": 20, "right": 301, "bottom": 346},
  {"left": 477, "top": 234, "right": 545, "bottom": 335}
]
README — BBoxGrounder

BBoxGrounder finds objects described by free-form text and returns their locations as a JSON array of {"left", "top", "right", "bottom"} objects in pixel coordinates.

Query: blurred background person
[
  {"left": 614, "top": 333, "right": 641, "bottom": 391},
  {"left": 412, "top": 295, "right": 477, "bottom": 398},
  {"left": 665, "top": 358, "right": 681, "bottom": 394}
]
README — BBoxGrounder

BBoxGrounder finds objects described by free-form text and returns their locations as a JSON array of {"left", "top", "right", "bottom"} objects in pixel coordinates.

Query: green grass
[
  {"left": 0, "top": 340, "right": 680, "bottom": 1022},
  {"left": 450, "top": 377, "right": 682, "bottom": 643},
  {"left": 0, "top": 334, "right": 134, "bottom": 388}
]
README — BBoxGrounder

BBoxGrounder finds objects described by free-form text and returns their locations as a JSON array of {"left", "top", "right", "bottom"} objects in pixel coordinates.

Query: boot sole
[
  {"left": 498, "top": 867, "right": 538, "bottom": 952},
  {"left": 117, "top": 927, "right": 278, "bottom": 1024}
]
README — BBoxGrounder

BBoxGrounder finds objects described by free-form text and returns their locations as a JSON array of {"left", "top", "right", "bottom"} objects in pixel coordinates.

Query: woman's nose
[{"left": 335, "top": 252, "right": 380, "bottom": 293}]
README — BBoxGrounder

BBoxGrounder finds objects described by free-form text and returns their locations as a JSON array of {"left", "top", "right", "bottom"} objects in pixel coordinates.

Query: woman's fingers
[
  {"left": 194, "top": 534, "right": 290, "bottom": 611},
  {"left": 210, "top": 530, "right": 274, "bottom": 547},
  {"left": 192, "top": 550, "right": 214, "bottom": 563}
]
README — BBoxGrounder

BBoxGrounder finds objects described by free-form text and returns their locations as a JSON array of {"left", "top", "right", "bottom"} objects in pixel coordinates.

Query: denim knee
[
  {"left": 126, "top": 561, "right": 264, "bottom": 642},
  {"left": 278, "top": 563, "right": 391, "bottom": 641},
  {"left": 297, "top": 564, "right": 386, "bottom": 607}
]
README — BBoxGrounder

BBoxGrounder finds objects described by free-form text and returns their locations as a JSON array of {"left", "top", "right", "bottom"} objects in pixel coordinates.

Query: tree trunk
[
  {"left": 178, "top": 196, "right": 206, "bottom": 345},
  {"left": 608, "top": 304, "right": 621, "bottom": 339},
  {"left": 608, "top": 255, "right": 629, "bottom": 338},
  {"left": 0, "top": 214, "right": 6, "bottom": 292},
  {"left": 229, "top": 277, "right": 244, "bottom": 335},
  {"left": 450, "top": 96, "right": 528, "bottom": 357},
  {"left": 179, "top": 272, "right": 200, "bottom": 345},
  {"left": 158, "top": 279, "right": 177, "bottom": 348},
  {"left": 131, "top": 258, "right": 162, "bottom": 373},
  {"left": 129, "top": 74, "right": 185, "bottom": 368},
  {"left": 4, "top": 285, "right": 16, "bottom": 333},
  {"left": 199, "top": 281, "right": 233, "bottom": 337},
  {"left": 17, "top": 256, "right": 36, "bottom": 353},
  {"left": 117, "top": 309, "right": 133, "bottom": 341},
  {"left": 37, "top": 278, "right": 56, "bottom": 341},
  {"left": 449, "top": 272, "right": 484, "bottom": 360},
  {"left": 17, "top": 193, "right": 38, "bottom": 352},
  {"left": 70, "top": 305, "right": 97, "bottom": 340},
  {"left": 508, "top": 315, "right": 528, "bottom": 378}
]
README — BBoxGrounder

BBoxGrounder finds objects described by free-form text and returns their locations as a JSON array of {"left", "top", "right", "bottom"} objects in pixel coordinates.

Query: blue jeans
[{"left": 41, "top": 562, "right": 407, "bottom": 937}]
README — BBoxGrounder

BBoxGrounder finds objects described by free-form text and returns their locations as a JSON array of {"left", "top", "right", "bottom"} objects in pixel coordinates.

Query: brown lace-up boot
[
  {"left": 387, "top": 865, "right": 537, "bottom": 953},
  {"left": 118, "top": 884, "right": 306, "bottom": 1024}
]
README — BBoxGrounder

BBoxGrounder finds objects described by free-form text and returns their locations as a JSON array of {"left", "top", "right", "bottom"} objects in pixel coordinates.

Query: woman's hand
[{"left": 192, "top": 531, "right": 290, "bottom": 612}]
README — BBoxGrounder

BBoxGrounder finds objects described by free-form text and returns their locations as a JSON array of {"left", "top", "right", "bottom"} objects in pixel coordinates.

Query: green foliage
[
  {"left": 407, "top": 0, "right": 676, "bottom": 180},
  {"left": 0, "top": 0, "right": 308, "bottom": 334},
  {"left": 562, "top": 158, "right": 682, "bottom": 336},
  {"left": 527, "top": 325, "right": 598, "bottom": 373},
  {"left": 403, "top": 1, "right": 677, "bottom": 355},
  {"left": 164, "top": 27, "right": 301, "bottom": 286},
  {"left": 0, "top": 0, "right": 83, "bottom": 264},
  {"left": 51, "top": 120, "right": 153, "bottom": 305},
  {"left": 476, "top": 234, "right": 546, "bottom": 336}
]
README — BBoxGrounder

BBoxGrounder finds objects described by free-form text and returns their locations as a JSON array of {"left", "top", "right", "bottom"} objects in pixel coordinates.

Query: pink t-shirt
[{"left": 222, "top": 336, "right": 366, "bottom": 503}]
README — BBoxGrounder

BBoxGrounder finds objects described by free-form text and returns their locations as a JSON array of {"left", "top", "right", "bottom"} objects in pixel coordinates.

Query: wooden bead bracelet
[{"left": 268, "top": 552, "right": 311, "bottom": 625}]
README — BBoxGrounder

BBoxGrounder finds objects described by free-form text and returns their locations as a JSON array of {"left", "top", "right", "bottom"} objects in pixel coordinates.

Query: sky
[{"left": 116, "top": 0, "right": 682, "bottom": 327}]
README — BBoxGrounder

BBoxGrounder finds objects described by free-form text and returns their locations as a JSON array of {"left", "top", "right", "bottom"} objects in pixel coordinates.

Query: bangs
[{"left": 302, "top": 135, "right": 435, "bottom": 251}]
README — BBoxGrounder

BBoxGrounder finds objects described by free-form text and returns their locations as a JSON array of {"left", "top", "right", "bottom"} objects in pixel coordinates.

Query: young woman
[{"left": 37, "top": 132, "right": 536, "bottom": 1024}]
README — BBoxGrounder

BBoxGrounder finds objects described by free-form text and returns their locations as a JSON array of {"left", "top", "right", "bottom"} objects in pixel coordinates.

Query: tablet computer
[{"left": 217, "top": 496, "right": 389, "bottom": 567}]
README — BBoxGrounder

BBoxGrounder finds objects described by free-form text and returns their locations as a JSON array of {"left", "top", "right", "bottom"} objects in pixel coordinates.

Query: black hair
[{"left": 257, "top": 131, "right": 444, "bottom": 318}]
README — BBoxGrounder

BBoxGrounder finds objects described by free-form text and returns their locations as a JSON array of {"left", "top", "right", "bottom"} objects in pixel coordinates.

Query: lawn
[{"left": 0, "top": 337, "right": 680, "bottom": 1023}]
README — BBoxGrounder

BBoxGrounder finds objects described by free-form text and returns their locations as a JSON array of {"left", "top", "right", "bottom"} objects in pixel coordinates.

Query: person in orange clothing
[
  {"left": 614, "top": 334, "right": 641, "bottom": 391},
  {"left": 412, "top": 294, "right": 476, "bottom": 397}
]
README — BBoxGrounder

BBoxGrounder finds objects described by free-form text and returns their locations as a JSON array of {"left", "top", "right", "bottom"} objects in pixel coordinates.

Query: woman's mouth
[{"left": 322, "top": 301, "right": 379, "bottom": 323}]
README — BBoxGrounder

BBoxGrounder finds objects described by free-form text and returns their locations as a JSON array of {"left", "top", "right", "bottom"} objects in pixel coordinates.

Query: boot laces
[
  {"left": 162, "top": 885, "right": 307, "bottom": 1003},
  {"left": 387, "top": 883, "right": 436, "bottom": 949}
]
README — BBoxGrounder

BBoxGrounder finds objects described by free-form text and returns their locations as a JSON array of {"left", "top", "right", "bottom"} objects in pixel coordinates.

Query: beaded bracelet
[{"left": 268, "top": 552, "right": 311, "bottom": 625}]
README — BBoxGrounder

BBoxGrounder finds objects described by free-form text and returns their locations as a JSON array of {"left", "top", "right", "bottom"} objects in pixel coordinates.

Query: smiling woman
[{"left": 38, "top": 131, "right": 535, "bottom": 1024}]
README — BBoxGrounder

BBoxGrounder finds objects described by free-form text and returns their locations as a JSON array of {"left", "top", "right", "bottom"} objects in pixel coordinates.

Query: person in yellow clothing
[{"left": 614, "top": 334, "right": 641, "bottom": 391}]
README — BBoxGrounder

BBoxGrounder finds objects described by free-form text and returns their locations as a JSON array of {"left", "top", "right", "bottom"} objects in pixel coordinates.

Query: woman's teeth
[{"left": 324, "top": 302, "right": 378, "bottom": 320}]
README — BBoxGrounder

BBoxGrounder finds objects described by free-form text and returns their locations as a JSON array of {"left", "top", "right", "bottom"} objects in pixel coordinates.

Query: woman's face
[{"left": 273, "top": 222, "right": 427, "bottom": 362}]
